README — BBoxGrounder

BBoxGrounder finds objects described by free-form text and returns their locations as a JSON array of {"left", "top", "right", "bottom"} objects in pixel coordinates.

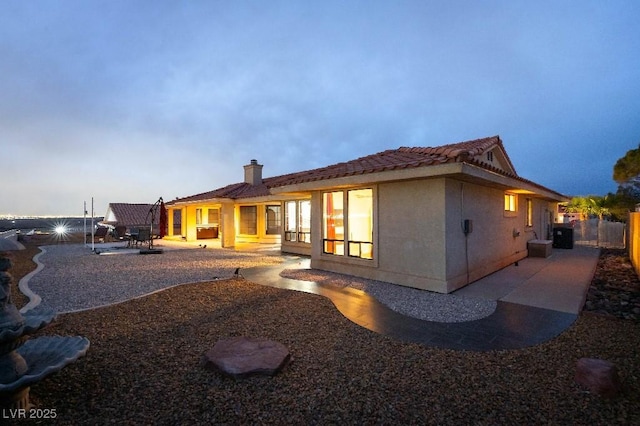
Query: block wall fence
[{"left": 629, "top": 212, "right": 640, "bottom": 278}]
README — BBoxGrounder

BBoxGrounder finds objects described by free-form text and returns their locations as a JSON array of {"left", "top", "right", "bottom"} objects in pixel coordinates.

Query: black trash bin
[{"left": 552, "top": 227, "right": 574, "bottom": 249}]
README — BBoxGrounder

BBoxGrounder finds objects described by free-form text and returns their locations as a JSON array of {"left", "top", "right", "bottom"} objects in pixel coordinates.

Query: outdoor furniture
[
  {"left": 528, "top": 239, "right": 553, "bottom": 258},
  {"left": 87, "top": 227, "right": 109, "bottom": 243},
  {"left": 133, "top": 227, "right": 151, "bottom": 247},
  {"left": 112, "top": 226, "right": 129, "bottom": 244},
  {"left": 127, "top": 228, "right": 139, "bottom": 247}
]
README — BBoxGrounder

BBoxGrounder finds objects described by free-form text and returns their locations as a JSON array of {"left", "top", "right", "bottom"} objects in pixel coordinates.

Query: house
[
  {"left": 101, "top": 203, "right": 161, "bottom": 232},
  {"left": 165, "top": 136, "right": 567, "bottom": 293}
]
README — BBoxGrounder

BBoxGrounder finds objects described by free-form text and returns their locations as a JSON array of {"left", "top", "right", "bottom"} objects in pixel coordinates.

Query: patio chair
[
  {"left": 134, "top": 227, "right": 151, "bottom": 247},
  {"left": 113, "top": 226, "right": 129, "bottom": 245},
  {"left": 87, "top": 227, "right": 109, "bottom": 243}
]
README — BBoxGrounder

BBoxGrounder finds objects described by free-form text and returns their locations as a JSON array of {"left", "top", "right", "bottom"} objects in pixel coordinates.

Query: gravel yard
[
  {"left": 280, "top": 269, "right": 496, "bottom": 323},
  {"left": 24, "top": 244, "right": 284, "bottom": 313},
  {"left": 3, "top": 241, "right": 640, "bottom": 424}
]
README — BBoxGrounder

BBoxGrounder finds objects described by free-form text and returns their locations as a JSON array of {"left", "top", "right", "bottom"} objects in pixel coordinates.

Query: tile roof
[
  {"left": 103, "top": 203, "right": 160, "bottom": 227},
  {"left": 168, "top": 135, "right": 560, "bottom": 204}
]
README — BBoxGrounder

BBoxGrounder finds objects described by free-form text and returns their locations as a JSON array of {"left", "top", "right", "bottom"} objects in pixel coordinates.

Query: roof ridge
[{"left": 169, "top": 135, "right": 543, "bottom": 204}]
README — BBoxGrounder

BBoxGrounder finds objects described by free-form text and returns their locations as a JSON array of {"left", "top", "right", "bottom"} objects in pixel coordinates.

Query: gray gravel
[
  {"left": 24, "top": 244, "right": 283, "bottom": 313},
  {"left": 24, "top": 243, "right": 496, "bottom": 322},
  {"left": 280, "top": 269, "right": 497, "bottom": 322},
  {"left": 8, "top": 243, "right": 640, "bottom": 424}
]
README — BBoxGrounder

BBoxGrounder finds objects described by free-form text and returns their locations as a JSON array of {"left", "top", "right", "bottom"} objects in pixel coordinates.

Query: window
[
  {"left": 323, "top": 192, "right": 344, "bottom": 255},
  {"left": 347, "top": 189, "right": 373, "bottom": 259},
  {"left": 526, "top": 198, "right": 533, "bottom": 227},
  {"left": 504, "top": 193, "right": 517, "bottom": 212},
  {"left": 208, "top": 209, "right": 219, "bottom": 225},
  {"left": 487, "top": 151, "right": 494, "bottom": 162},
  {"left": 285, "top": 201, "right": 297, "bottom": 241},
  {"left": 284, "top": 200, "right": 311, "bottom": 243},
  {"left": 298, "top": 200, "right": 311, "bottom": 243},
  {"left": 239, "top": 206, "right": 257, "bottom": 235},
  {"left": 323, "top": 188, "right": 373, "bottom": 259},
  {"left": 266, "top": 205, "right": 281, "bottom": 235},
  {"left": 196, "top": 208, "right": 203, "bottom": 225}
]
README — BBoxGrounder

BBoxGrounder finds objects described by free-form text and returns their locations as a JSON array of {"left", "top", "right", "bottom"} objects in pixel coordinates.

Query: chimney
[{"left": 244, "top": 159, "right": 263, "bottom": 185}]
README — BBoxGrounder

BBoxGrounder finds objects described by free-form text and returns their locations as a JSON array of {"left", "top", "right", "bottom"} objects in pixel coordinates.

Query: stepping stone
[
  {"left": 575, "top": 358, "right": 622, "bottom": 398},
  {"left": 203, "top": 337, "right": 290, "bottom": 378}
]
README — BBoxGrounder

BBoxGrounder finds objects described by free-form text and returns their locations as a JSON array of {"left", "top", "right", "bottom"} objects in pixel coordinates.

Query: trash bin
[{"left": 552, "top": 227, "right": 574, "bottom": 249}]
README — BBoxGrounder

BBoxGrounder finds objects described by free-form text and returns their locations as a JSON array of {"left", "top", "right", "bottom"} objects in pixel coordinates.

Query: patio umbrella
[{"left": 159, "top": 200, "right": 167, "bottom": 238}]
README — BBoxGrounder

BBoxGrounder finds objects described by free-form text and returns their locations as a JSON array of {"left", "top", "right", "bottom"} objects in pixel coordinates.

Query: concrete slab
[{"left": 455, "top": 245, "right": 600, "bottom": 314}]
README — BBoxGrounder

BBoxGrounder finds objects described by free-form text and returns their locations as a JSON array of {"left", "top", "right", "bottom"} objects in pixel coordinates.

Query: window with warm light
[
  {"left": 323, "top": 188, "right": 373, "bottom": 259},
  {"left": 504, "top": 193, "right": 517, "bottom": 212},
  {"left": 347, "top": 189, "right": 373, "bottom": 259},
  {"left": 526, "top": 198, "right": 533, "bottom": 227},
  {"left": 323, "top": 192, "right": 344, "bottom": 255},
  {"left": 266, "top": 205, "right": 281, "bottom": 235},
  {"left": 239, "top": 206, "right": 257, "bottom": 235},
  {"left": 208, "top": 209, "right": 219, "bottom": 225},
  {"left": 284, "top": 200, "right": 311, "bottom": 243},
  {"left": 285, "top": 201, "right": 297, "bottom": 241},
  {"left": 298, "top": 200, "right": 311, "bottom": 243}
]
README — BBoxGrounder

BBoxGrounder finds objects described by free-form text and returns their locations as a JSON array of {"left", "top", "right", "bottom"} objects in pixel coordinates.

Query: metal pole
[
  {"left": 83, "top": 201, "right": 87, "bottom": 247},
  {"left": 91, "top": 197, "right": 95, "bottom": 252}
]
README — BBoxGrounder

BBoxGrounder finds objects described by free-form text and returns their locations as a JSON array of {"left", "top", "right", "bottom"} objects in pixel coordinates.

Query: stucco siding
[
  {"left": 443, "top": 180, "right": 528, "bottom": 291},
  {"left": 377, "top": 179, "right": 447, "bottom": 283}
]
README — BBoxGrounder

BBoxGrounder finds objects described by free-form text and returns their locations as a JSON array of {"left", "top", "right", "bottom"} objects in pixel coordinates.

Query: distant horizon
[{"left": 0, "top": 215, "right": 105, "bottom": 220}]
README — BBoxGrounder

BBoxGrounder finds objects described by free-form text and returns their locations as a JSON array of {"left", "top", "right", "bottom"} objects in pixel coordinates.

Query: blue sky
[{"left": 1, "top": 1, "right": 639, "bottom": 216}]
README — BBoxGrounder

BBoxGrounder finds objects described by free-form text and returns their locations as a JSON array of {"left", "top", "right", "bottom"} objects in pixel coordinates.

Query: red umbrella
[{"left": 159, "top": 200, "right": 167, "bottom": 238}]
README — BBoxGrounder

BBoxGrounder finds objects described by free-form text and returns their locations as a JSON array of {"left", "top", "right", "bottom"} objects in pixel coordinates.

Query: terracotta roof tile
[
  {"left": 168, "top": 135, "right": 562, "bottom": 204},
  {"left": 103, "top": 203, "right": 160, "bottom": 227}
]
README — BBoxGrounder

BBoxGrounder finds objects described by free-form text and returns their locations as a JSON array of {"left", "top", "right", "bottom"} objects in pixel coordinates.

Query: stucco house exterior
[{"left": 165, "top": 136, "right": 567, "bottom": 293}]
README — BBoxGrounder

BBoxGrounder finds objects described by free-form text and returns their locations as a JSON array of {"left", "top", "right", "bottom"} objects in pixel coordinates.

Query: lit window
[
  {"left": 323, "top": 192, "right": 344, "bottom": 255},
  {"left": 298, "top": 200, "right": 311, "bottom": 243},
  {"left": 266, "top": 205, "right": 281, "bottom": 235},
  {"left": 323, "top": 189, "right": 373, "bottom": 259},
  {"left": 526, "top": 198, "right": 533, "bottom": 227},
  {"left": 284, "top": 200, "right": 311, "bottom": 243},
  {"left": 504, "top": 193, "right": 517, "bottom": 212},
  {"left": 285, "top": 201, "right": 297, "bottom": 241},
  {"left": 347, "top": 189, "right": 373, "bottom": 259},
  {"left": 208, "top": 209, "right": 219, "bottom": 225},
  {"left": 239, "top": 206, "right": 257, "bottom": 235}
]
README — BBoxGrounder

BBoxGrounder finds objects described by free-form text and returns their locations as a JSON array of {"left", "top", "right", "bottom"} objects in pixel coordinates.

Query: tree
[
  {"left": 613, "top": 144, "right": 640, "bottom": 184},
  {"left": 564, "top": 196, "right": 591, "bottom": 220},
  {"left": 564, "top": 195, "right": 613, "bottom": 220},
  {"left": 588, "top": 196, "right": 611, "bottom": 220},
  {"left": 612, "top": 144, "right": 640, "bottom": 216}
]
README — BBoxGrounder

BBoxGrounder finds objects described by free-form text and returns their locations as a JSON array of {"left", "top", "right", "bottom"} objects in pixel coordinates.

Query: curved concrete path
[{"left": 243, "top": 247, "right": 600, "bottom": 351}]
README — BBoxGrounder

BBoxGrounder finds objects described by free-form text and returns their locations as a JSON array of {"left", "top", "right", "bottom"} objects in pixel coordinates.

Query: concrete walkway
[
  {"left": 243, "top": 245, "right": 601, "bottom": 351},
  {"left": 454, "top": 245, "right": 600, "bottom": 314}
]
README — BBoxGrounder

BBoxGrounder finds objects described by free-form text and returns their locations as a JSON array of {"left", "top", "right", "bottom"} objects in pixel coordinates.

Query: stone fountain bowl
[
  {"left": 0, "top": 335, "right": 90, "bottom": 393},
  {"left": 0, "top": 304, "right": 57, "bottom": 345}
]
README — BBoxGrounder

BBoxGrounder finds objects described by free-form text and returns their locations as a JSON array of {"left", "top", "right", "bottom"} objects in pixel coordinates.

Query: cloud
[{"left": 1, "top": 1, "right": 639, "bottom": 215}]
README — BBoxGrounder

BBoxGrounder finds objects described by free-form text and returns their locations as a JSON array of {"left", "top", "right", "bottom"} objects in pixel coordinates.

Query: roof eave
[
  {"left": 167, "top": 197, "right": 234, "bottom": 207},
  {"left": 271, "top": 161, "right": 567, "bottom": 202}
]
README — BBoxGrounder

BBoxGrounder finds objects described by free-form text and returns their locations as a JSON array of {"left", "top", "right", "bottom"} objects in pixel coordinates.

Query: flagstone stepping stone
[
  {"left": 203, "top": 337, "right": 290, "bottom": 378},
  {"left": 575, "top": 357, "right": 622, "bottom": 398}
]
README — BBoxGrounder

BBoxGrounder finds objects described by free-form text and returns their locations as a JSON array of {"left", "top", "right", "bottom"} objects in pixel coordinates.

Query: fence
[
  {"left": 571, "top": 219, "right": 626, "bottom": 249},
  {"left": 629, "top": 213, "right": 640, "bottom": 277}
]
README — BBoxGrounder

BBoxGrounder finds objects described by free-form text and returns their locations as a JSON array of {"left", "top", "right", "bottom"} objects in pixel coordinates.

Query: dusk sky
[{"left": 1, "top": 1, "right": 639, "bottom": 217}]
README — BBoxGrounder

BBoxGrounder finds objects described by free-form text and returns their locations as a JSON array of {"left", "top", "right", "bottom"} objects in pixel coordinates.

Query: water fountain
[{"left": 0, "top": 255, "right": 90, "bottom": 409}]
